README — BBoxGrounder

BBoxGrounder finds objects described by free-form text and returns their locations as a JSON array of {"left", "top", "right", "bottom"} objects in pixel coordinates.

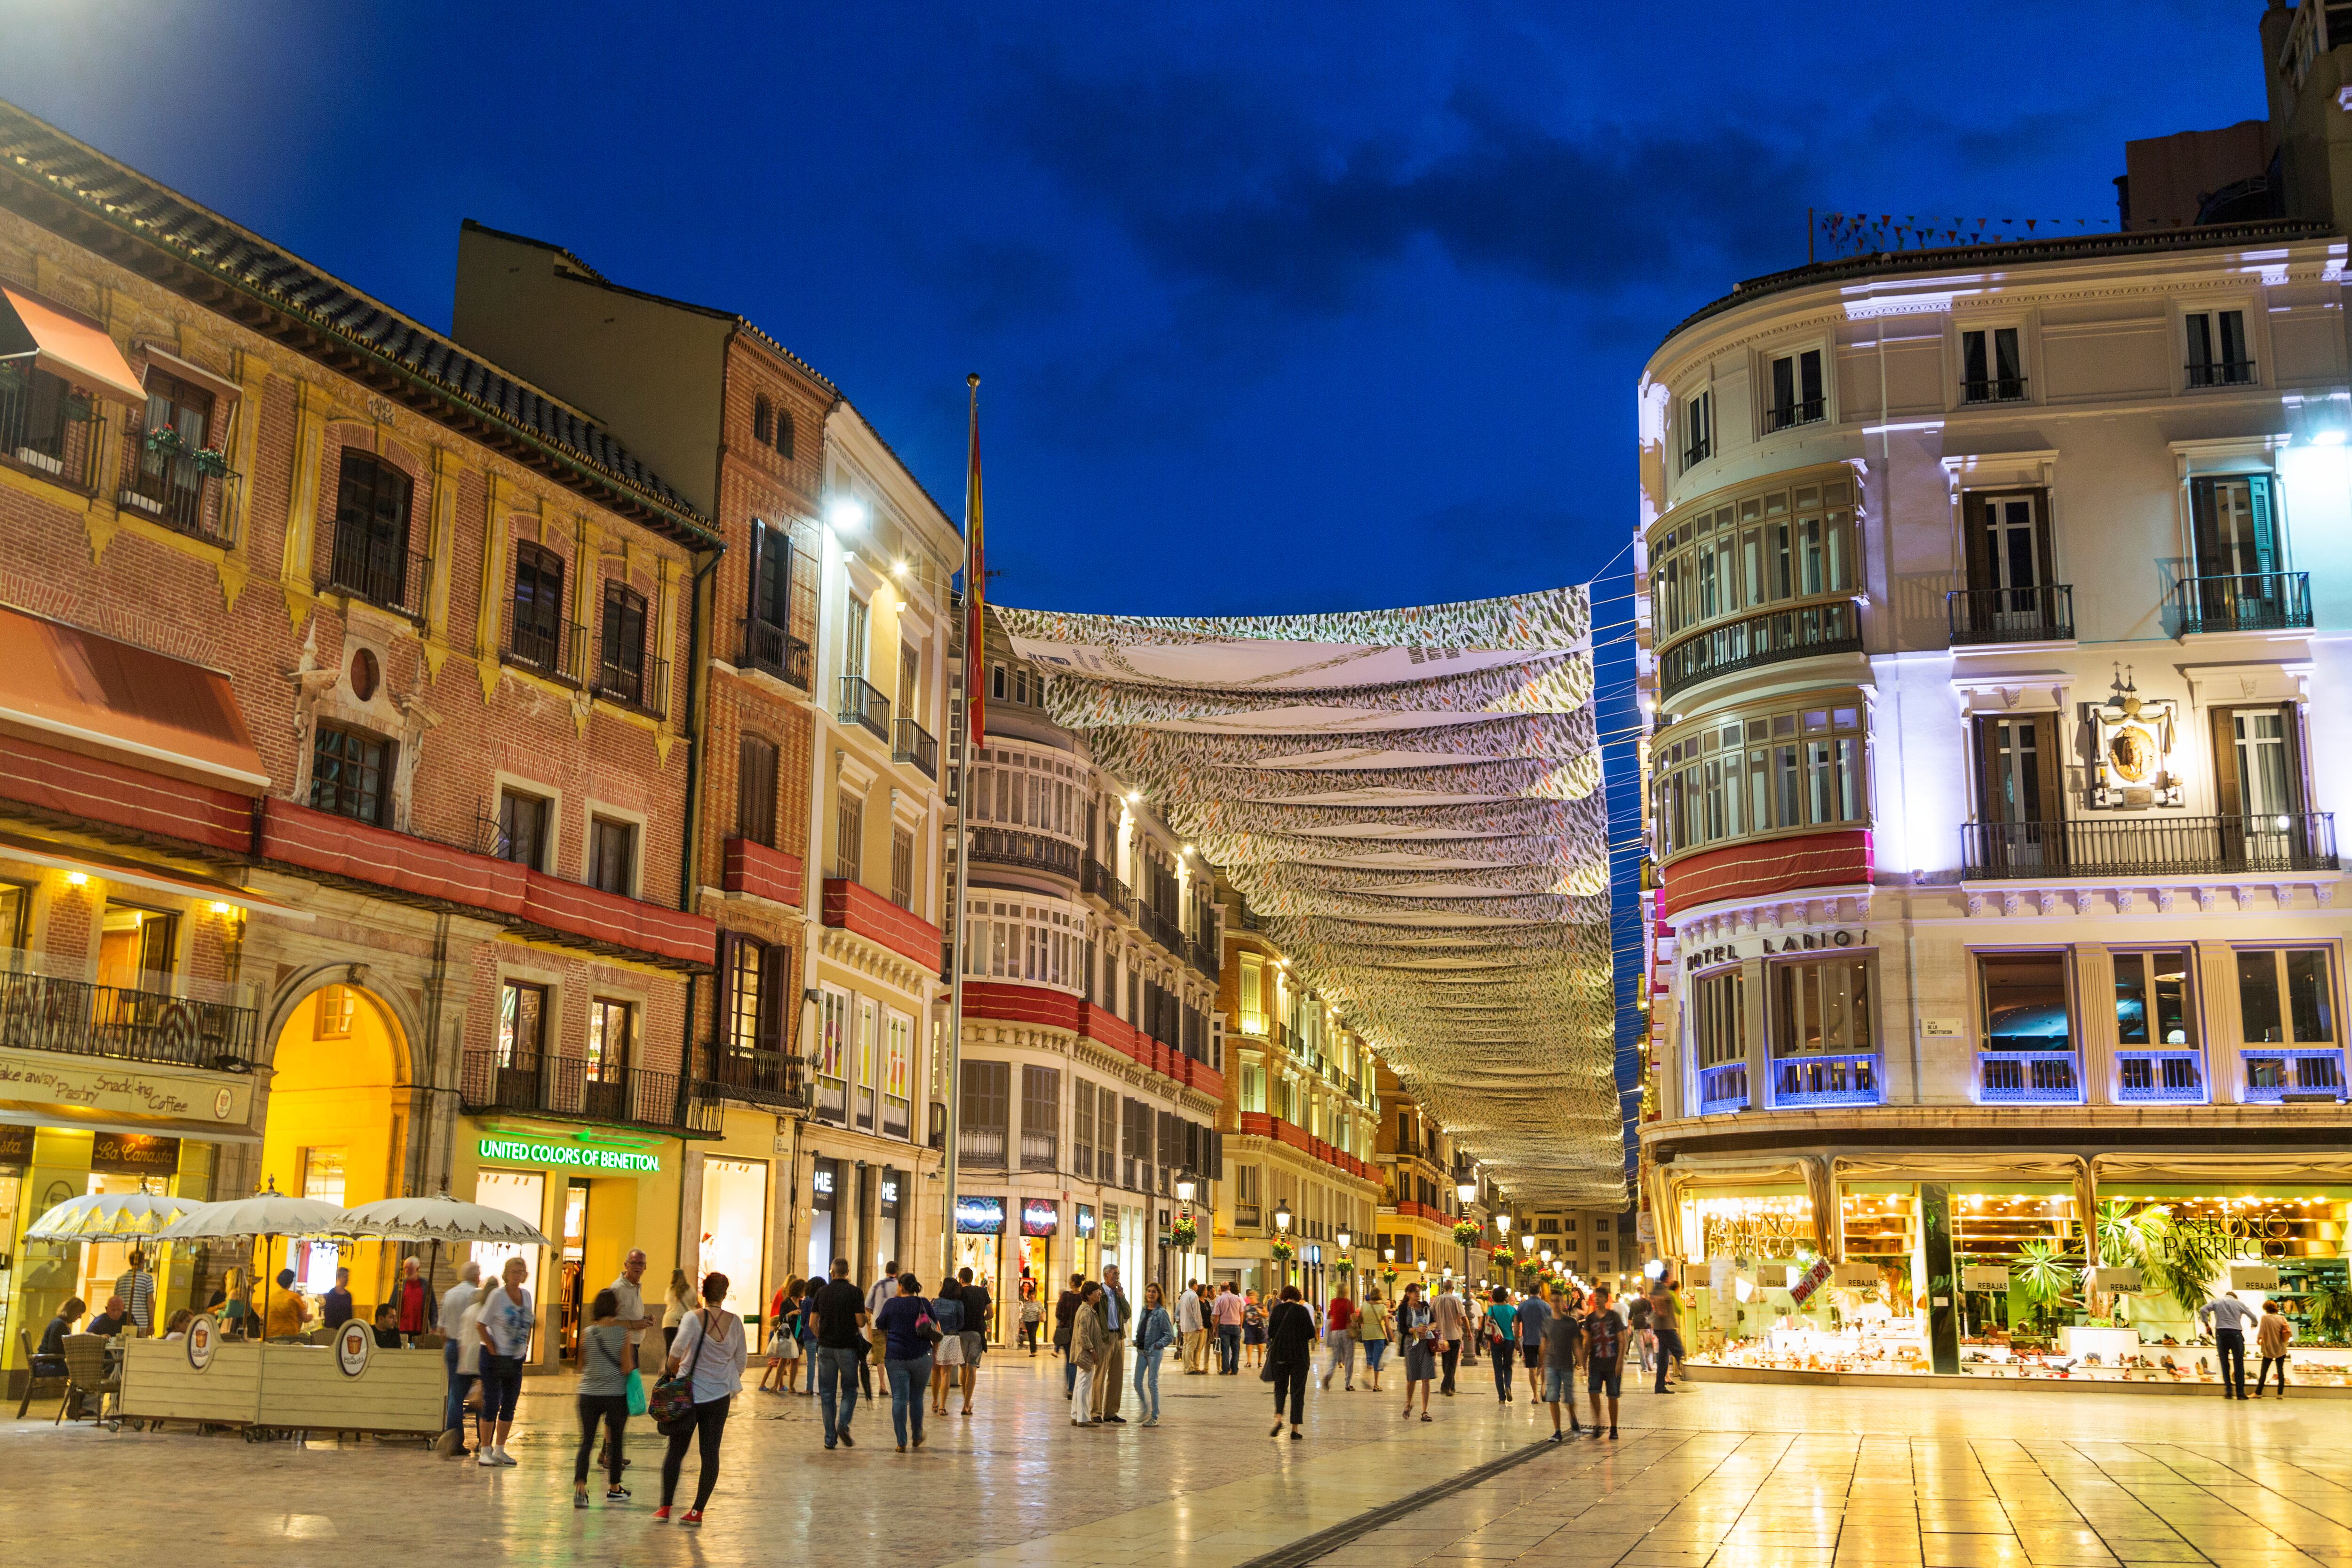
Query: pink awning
[{"left": 0, "top": 285, "right": 144, "bottom": 404}]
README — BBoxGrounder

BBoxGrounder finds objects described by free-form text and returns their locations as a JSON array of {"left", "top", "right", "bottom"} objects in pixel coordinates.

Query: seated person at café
[
  {"left": 322, "top": 1266, "right": 356, "bottom": 1329},
  {"left": 208, "top": 1270, "right": 253, "bottom": 1338},
  {"left": 85, "top": 1294, "right": 130, "bottom": 1337},
  {"left": 264, "top": 1269, "right": 310, "bottom": 1341},
  {"left": 33, "top": 1297, "right": 86, "bottom": 1376},
  {"left": 160, "top": 1310, "right": 195, "bottom": 1341},
  {"left": 373, "top": 1304, "right": 403, "bottom": 1349}
]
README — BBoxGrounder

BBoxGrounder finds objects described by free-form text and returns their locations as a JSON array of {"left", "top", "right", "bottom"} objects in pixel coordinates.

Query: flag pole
[{"left": 942, "top": 372, "right": 978, "bottom": 1286}]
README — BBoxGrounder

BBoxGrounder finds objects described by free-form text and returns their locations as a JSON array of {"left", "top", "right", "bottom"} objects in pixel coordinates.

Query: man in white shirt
[
  {"left": 2199, "top": 1291, "right": 2260, "bottom": 1400},
  {"left": 864, "top": 1259, "right": 899, "bottom": 1401},
  {"left": 1432, "top": 1283, "right": 1467, "bottom": 1396},
  {"left": 113, "top": 1250, "right": 156, "bottom": 1337},
  {"left": 436, "top": 1261, "right": 482, "bottom": 1456},
  {"left": 608, "top": 1249, "right": 652, "bottom": 1369},
  {"left": 1176, "top": 1280, "right": 1206, "bottom": 1373}
]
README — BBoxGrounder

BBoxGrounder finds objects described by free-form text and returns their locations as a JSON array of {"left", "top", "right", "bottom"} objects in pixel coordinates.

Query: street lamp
[
  {"left": 1455, "top": 1177, "right": 1478, "bottom": 1284},
  {"left": 1174, "top": 1170, "right": 1198, "bottom": 1295},
  {"left": 1494, "top": 1213, "right": 1511, "bottom": 1290},
  {"left": 1335, "top": 1226, "right": 1351, "bottom": 1296},
  {"left": 1273, "top": 1198, "right": 1292, "bottom": 1290}
]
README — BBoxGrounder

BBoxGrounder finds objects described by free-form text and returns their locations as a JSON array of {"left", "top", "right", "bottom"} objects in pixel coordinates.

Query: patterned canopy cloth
[{"left": 1001, "top": 587, "right": 1621, "bottom": 1207}]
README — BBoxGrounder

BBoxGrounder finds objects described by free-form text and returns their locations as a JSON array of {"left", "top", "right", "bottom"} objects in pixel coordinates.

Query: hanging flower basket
[
  {"left": 1452, "top": 1221, "right": 1482, "bottom": 1247},
  {"left": 1170, "top": 1215, "right": 1197, "bottom": 1249},
  {"left": 1269, "top": 1238, "right": 1295, "bottom": 1262},
  {"left": 1332, "top": 1257, "right": 1353, "bottom": 1277},
  {"left": 191, "top": 446, "right": 234, "bottom": 479},
  {"left": 144, "top": 424, "right": 186, "bottom": 458},
  {"left": 1381, "top": 1267, "right": 1398, "bottom": 1288}
]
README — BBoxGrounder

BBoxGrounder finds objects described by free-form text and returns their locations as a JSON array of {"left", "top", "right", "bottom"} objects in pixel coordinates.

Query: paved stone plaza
[{"left": 4, "top": 1351, "right": 2344, "bottom": 1568}]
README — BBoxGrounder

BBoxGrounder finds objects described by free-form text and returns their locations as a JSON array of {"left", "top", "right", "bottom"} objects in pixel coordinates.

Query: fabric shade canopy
[
  {"left": 24, "top": 1190, "right": 211, "bottom": 1241},
  {"left": 1003, "top": 587, "right": 1621, "bottom": 1207},
  {"left": 0, "top": 283, "right": 145, "bottom": 403},
  {"left": 153, "top": 1191, "right": 353, "bottom": 1241},
  {"left": 337, "top": 1193, "right": 552, "bottom": 1246}
]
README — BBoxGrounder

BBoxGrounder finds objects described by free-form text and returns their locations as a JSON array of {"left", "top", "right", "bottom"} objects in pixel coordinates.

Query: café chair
[
  {"left": 15, "top": 1329, "right": 67, "bottom": 1418},
  {"left": 57, "top": 1334, "right": 119, "bottom": 1429}
]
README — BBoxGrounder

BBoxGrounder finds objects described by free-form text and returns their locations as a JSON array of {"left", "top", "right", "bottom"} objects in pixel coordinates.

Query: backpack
[{"left": 1586, "top": 1308, "right": 1622, "bottom": 1366}]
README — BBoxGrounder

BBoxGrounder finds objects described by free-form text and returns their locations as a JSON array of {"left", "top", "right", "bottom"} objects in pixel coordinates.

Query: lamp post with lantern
[
  {"left": 1335, "top": 1226, "right": 1352, "bottom": 1300},
  {"left": 1174, "top": 1169, "right": 1198, "bottom": 1298},
  {"left": 1494, "top": 1212, "right": 1512, "bottom": 1289},
  {"left": 1272, "top": 1197, "right": 1293, "bottom": 1293},
  {"left": 1455, "top": 1177, "right": 1478, "bottom": 1284}
]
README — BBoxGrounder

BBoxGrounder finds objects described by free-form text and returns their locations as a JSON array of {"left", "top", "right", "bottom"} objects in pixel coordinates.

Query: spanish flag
[{"left": 964, "top": 372, "right": 985, "bottom": 749}]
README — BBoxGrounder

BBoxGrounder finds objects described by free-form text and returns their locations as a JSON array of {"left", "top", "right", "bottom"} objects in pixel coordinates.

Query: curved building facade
[{"left": 1634, "top": 219, "right": 2352, "bottom": 1385}]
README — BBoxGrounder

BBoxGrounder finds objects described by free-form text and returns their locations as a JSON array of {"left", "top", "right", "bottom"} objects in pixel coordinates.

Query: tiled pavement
[{"left": 4, "top": 1348, "right": 2343, "bottom": 1567}]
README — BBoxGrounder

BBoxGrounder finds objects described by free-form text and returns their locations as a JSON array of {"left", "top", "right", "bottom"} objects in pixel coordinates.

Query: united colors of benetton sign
[{"left": 478, "top": 1137, "right": 661, "bottom": 1174}]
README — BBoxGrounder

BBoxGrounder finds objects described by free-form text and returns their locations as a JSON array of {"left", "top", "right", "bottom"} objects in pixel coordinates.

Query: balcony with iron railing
[
  {"left": 320, "top": 516, "right": 431, "bottom": 621},
  {"left": 1656, "top": 599, "right": 1862, "bottom": 701},
  {"left": 739, "top": 614, "right": 812, "bottom": 690},
  {"left": 967, "top": 826, "right": 1080, "bottom": 879},
  {"left": 838, "top": 674, "right": 891, "bottom": 741},
  {"left": 1977, "top": 1050, "right": 2082, "bottom": 1104},
  {"left": 699, "top": 1043, "right": 809, "bottom": 1112},
  {"left": 1960, "top": 374, "right": 2029, "bottom": 405},
  {"left": 1695, "top": 1061, "right": 1749, "bottom": 1115},
  {"left": 1962, "top": 813, "right": 2336, "bottom": 880},
  {"left": 2185, "top": 358, "right": 2256, "bottom": 389},
  {"left": 1948, "top": 583, "right": 2073, "bottom": 646},
  {"left": 458, "top": 1049, "right": 720, "bottom": 1136},
  {"left": 1767, "top": 1052, "right": 1882, "bottom": 1108},
  {"left": 1081, "top": 855, "right": 1134, "bottom": 913},
  {"left": 502, "top": 616, "right": 587, "bottom": 686},
  {"left": 0, "top": 364, "right": 101, "bottom": 493},
  {"left": 2170, "top": 571, "right": 2312, "bottom": 635},
  {"left": 1136, "top": 900, "right": 1185, "bottom": 957},
  {"left": 1766, "top": 397, "right": 1825, "bottom": 432},
  {"left": 2116, "top": 1049, "right": 2204, "bottom": 1103},
  {"left": 2241, "top": 1047, "right": 2347, "bottom": 1104},
  {"left": 0, "top": 953, "right": 258, "bottom": 1073},
  {"left": 121, "top": 439, "right": 234, "bottom": 548},
  {"left": 595, "top": 647, "right": 670, "bottom": 718},
  {"left": 894, "top": 717, "right": 938, "bottom": 779}
]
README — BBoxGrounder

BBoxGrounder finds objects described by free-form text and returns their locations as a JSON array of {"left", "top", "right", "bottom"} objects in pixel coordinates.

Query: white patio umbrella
[
  {"left": 24, "top": 1190, "right": 212, "bottom": 1241},
  {"left": 151, "top": 1190, "right": 352, "bottom": 1243},
  {"left": 336, "top": 1194, "right": 550, "bottom": 1246}
]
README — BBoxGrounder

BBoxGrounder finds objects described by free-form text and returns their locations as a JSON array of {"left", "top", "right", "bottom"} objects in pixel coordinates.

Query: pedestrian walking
[
  {"left": 574, "top": 1289, "right": 632, "bottom": 1509},
  {"left": 1517, "top": 1282, "right": 1553, "bottom": 1404},
  {"left": 2257, "top": 1298, "right": 2294, "bottom": 1397},
  {"left": 434, "top": 1261, "right": 482, "bottom": 1457},
  {"left": 930, "top": 1274, "right": 966, "bottom": 1413},
  {"left": 1432, "top": 1279, "right": 1466, "bottom": 1396},
  {"left": 758, "top": 1275, "right": 802, "bottom": 1393},
  {"left": 1265, "top": 1283, "right": 1317, "bottom": 1439},
  {"left": 811, "top": 1257, "right": 869, "bottom": 1448},
  {"left": 109, "top": 1248, "right": 155, "bottom": 1338},
  {"left": 1649, "top": 1275, "right": 1685, "bottom": 1393},
  {"left": 1093, "top": 1264, "right": 1130, "bottom": 1423},
  {"left": 1019, "top": 1279, "right": 1044, "bottom": 1354},
  {"left": 1465, "top": 1288, "right": 1485, "bottom": 1366},
  {"left": 1055, "top": 1272, "right": 1085, "bottom": 1396},
  {"left": 1582, "top": 1284, "right": 1626, "bottom": 1440},
  {"left": 1242, "top": 1289, "right": 1267, "bottom": 1368},
  {"left": 1539, "top": 1287, "right": 1584, "bottom": 1440},
  {"left": 655, "top": 1272, "right": 746, "bottom": 1526},
  {"left": 874, "top": 1272, "right": 937, "bottom": 1452},
  {"left": 956, "top": 1266, "right": 993, "bottom": 1415},
  {"left": 1355, "top": 1288, "right": 1390, "bottom": 1391},
  {"left": 660, "top": 1268, "right": 695, "bottom": 1353},
  {"left": 1628, "top": 1288, "right": 1655, "bottom": 1377},
  {"left": 1214, "top": 1281, "right": 1245, "bottom": 1373},
  {"left": 599, "top": 1247, "right": 653, "bottom": 1472},
  {"left": 863, "top": 1260, "right": 899, "bottom": 1404},
  {"left": 1396, "top": 1282, "right": 1436, "bottom": 1421},
  {"left": 1134, "top": 1282, "right": 1176, "bottom": 1425},
  {"left": 476, "top": 1257, "right": 535, "bottom": 1466},
  {"left": 2200, "top": 1289, "right": 2258, "bottom": 1399},
  {"left": 1069, "top": 1281, "right": 1106, "bottom": 1425},
  {"left": 1176, "top": 1276, "right": 1206, "bottom": 1373},
  {"left": 1485, "top": 1288, "right": 1519, "bottom": 1402},
  {"left": 1321, "top": 1286, "right": 1357, "bottom": 1390}
]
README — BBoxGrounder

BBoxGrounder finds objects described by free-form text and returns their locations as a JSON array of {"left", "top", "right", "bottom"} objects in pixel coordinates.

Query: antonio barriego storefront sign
[
  {"left": 0, "top": 1045, "right": 254, "bottom": 1126},
  {"left": 1681, "top": 928, "right": 1867, "bottom": 973}
]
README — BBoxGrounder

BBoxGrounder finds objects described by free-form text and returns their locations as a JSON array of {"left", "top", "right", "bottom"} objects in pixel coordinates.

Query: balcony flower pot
[
  {"left": 192, "top": 446, "right": 234, "bottom": 479},
  {"left": 1268, "top": 1238, "right": 1295, "bottom": 1262},
  {"left": 60, "top": 389, "right": 93, "bottom": 423},
  {"left": 144, "top": 424, "right": 186, "bottom": 458}
]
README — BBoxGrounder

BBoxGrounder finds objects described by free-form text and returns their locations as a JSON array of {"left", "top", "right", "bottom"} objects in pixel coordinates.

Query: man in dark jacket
[
  {"left": 1093, "top": 1265, "right": 1132, "bottom": 1423},
  {"left": 1055, "top": 1273, "right": 1085, "bottom": 1395}
]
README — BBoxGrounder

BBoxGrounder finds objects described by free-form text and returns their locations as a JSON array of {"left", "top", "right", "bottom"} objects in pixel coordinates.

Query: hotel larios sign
[
  {"left": 477, "top": 1137, "right": 661, "bottom": 1175},
  {"left": 0, "top": 1046, "right": 253, "bottom": 1125},
  {"left": 1682, "top": 929, "right": 1866, "bottom": 973}
]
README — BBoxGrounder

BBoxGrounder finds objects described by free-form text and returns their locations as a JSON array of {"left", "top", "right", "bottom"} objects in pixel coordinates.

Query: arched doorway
[{"left": 256, "top": 982, "right": 410, "bottom": 1325}]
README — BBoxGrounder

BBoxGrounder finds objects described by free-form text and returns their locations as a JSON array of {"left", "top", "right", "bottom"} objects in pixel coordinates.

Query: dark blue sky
[{"left": 3, "top": 0, "right": 2268, "bottom": 617}]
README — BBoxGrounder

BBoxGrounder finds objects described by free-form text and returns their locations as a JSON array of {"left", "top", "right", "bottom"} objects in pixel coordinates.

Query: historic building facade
[
  {"left": 1634, "top": 214, "right": 2352, "bottom": 1374},
  {"left": 0, "top": 104, "right": 722, "bottom": 1386}
]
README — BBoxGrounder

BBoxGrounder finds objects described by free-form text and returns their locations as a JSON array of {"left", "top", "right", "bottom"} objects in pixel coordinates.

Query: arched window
[
  {"left": 752, "top": 395, "right": 774, "bottom": 445},
  {"left": 775, "top": 408, "right": 795, "bottom": 460}
]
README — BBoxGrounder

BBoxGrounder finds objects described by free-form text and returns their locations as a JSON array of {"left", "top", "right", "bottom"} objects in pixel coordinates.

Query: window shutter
[
  {"left": 2189, "top": 476, "right": 2220, "bottom": 576},
  {"left": 1961, "top": 493, "right": 1991, "bottom": 593},
  {"left": 758, "top": 941, "right": 792, "bottom": 1054},
  {"left": 2211, "top": 707, "right": 2245, "bottom": 818},
  {"left": 2246, "top": 473, "right": 2276, "bottom": 574},
  {"left": 746, "top": 521, "right": 764, "bottom": 620},
  {"left": 2029, "top": 713, "right": 2062, "bottom": 824},
  {"left": 712, "top": 932, "right": 737, "bottom": 1060}
]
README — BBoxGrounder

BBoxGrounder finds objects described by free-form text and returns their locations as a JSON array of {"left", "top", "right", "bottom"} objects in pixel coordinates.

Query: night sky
[{"left": 1, "top": 0, "right": 2277, "bottom": 1178}]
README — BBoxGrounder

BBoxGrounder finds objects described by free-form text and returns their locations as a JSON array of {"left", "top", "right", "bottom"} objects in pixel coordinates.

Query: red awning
[
  {"left": 0, "top": 607, "right": 268, "bottom": 793},
  {"left": 0, "top": 285, "right": 145, "bottom": 404}
]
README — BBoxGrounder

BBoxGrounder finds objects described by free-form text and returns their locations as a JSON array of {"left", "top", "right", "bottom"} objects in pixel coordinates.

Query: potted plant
[
  {"left": 1170, "top": 1214, "right": 1197, "bottom": 1250},
  {"left": 1452, "top": 1220, "right": 1482, "bottom": 1248},
  {"left": 144, "top": 423, "right": 186, "bottom": 458},
  {"left": 192, "top": 446, "right": 234, "bottom": 479},
  {"left": 1269, "top": 1237, "right": 1294, "bottom": 1262}
]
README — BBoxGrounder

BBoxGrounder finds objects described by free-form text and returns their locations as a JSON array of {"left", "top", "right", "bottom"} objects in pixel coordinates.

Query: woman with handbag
[
  {"left": 758, "top": 1276, "right": 803, "bottom": 1393},
  {"left": 574, "top": 1289, "right": 633, "bottom": 1508},
  {"left": 1241, "top": 1290, "right": 1267, "bottom": 1368},
  {"left": 1264, "top": 1284, "right": 1318, "bottom": 1440},
  {"left": 873, "top": 1272, "right": 938, "bottom": 1451},
  {"left": 653, "top": 1272, "right": 747, "bottom": 1526},
  {"left": 930, "top": 1275, "right": 966, "bottom": 1414},
  {"left": 1396, "top": 1283, "right": 1437, "bottom": 1422},
  {"left": 1132, "top": 1282, "right": 1175, "bottom": 1426},
  {"left": 1356, "top": 1289, "right": 1391, "bottom": 1393}
]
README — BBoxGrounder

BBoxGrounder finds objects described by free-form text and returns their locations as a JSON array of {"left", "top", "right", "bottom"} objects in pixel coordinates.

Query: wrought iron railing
[
  {"left": 2171, "top": 571, "right": 2312, "bottom": 635},
  {"left": 1768, "top": 1052, "right": 1882, "bottom": 1108},
  {"left": 838, "top": 675, "right": 891, "bottom": 741},
  {"left": 959, "top": 1120, "right": 1007, "bottom": 1170},
  {"left": 0, "top": 962, "right": 258, "bottom": 1071},
  {"left": 1948, "top": 583, "right": 2073, "bottom": 645},
  {"left": 2115, "top": 1049, "right": 2204, "bottom": 1103},
  {"left": 0, "top": 364, "right": 101, "bottom": 492},
  {"left": 1657, "top": 600, "right": 1861, "bottom": 700},
  {"left": 596, "top": 648, "right": 669, "bottom": 718},
  {"left": 698, "top": 1044, "right": 808, "bottom": 1111},
  {"left": 503, "top": 617, "right": 587, "bottom": 686},
  {"left": 969, "top": 827, "right": 1080, "bottom": 879},
  {"left": 2184, "top": 358, "right": 2255, "bottom": 389},
  {"left": 1081, "top": 856, "right": 1134, "bottom": 912},
  {"left": 2241, "top": 1048, "right": 2347, "bottom": 1103},
  {"left": 322, "top": 515, "right": 429, "bottom": 619},
  {"left": 894, "top": 717, "right": 938, "bottom": 779},
  {"left": 123, "top": 450, "right": 232, "bottom": 546},
  {"left": 1695, "top": 1061, "right": 1748, "bottom": 1115},
  {"left": 1766, "top": 397, "right": 1825, "bottom": 431},
  {"left": 1977, "top": 1051, "right": 2082, "bottom": 1103},
  {"left": 739, "top": 615, "right": 811, "bottom": 690},
  {"left": 458, "top": 1049, "right": 719, "bottom": 1135},
  {"left": 1137, "top": 901, "right": 1186, "bottom": 958},
  {"left": 1962, "top": 813, "right": 2335, "bottom": 879},
  {"left": 1960, "top": 375, "right": 2028, "bottom": 404}
]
